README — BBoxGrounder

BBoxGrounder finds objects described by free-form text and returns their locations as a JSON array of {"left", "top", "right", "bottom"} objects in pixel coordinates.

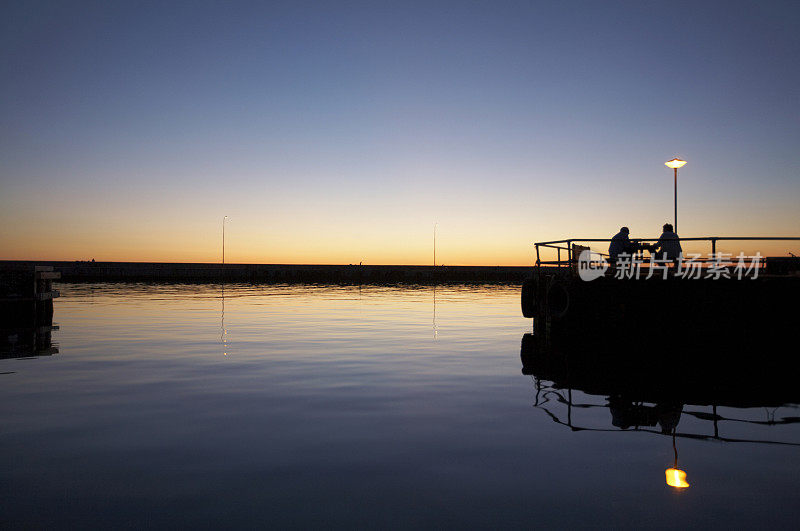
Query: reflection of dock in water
[
  {"left": 1, "top": 265, "right": 60, "bottom": 359},
  {"left": 0, "top": 324, "right": 58, "bottom": 359},
  {"left": 520, "top": 332, "right": 800, "bottom": 488},
  {"left": 520, "top": 332, "right": 800, "bottom": 446}
]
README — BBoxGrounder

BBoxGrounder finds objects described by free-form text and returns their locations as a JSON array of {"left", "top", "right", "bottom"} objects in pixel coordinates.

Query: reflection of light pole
[
  {"left": 665, "top": 429, "right": 689, "bottom": 488},
  {"left": 665, "top": 158, "right": 687, "bottom": 233},
  {"left": 221, "top": 283, "right": 227, "bottom": 356},
  {"left": 433, "top": 284, "right": 437, "bottom": 340}
]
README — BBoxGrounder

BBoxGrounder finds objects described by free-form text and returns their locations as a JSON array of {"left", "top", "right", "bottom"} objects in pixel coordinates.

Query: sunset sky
[{"left": 2, "top": 1, "right": 798, "bottom": 265}]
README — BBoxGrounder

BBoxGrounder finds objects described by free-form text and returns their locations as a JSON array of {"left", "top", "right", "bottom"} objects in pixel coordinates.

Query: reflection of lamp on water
[
  {"left": 221, "top": 283, "right": 228, "bottom": 356},
  {"left": 664, "top": 158, "right": 687, "bottom": 233},
  {"left": 432, "top": 284, "right": 438, "bottom": 340},
  {"left": 665, "top": 429, "right": 689, "bottom": 488},
  {"left": 665, "top": 468, "right": 689, "bottom": 488}
]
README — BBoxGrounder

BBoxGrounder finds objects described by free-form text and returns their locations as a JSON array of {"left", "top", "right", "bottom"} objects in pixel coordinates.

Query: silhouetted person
[
  {"left": 656, "top": 403, "right": 684, "bottom": 434},
  {"left": 608, "top": 227, "right": 639, "bottom": 264},
  {"left": 609, "top": 396, "right": 657, "bottom": 429},
  {"left": 651, "top": 223, "right": 682, "bottom": 262}
]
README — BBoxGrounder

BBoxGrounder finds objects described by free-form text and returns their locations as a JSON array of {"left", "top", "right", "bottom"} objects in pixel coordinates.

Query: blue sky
[{"left": 2, "top": 1, "right": 798, "bottom": 263}]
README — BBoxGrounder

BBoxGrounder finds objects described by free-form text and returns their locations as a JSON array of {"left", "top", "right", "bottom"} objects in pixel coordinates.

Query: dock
[
  {"left": 521, "top": 236, "right": 800, "bottom": 348},
  {"left": 518, "top": 236, "right": 800, "bottom": 449}
]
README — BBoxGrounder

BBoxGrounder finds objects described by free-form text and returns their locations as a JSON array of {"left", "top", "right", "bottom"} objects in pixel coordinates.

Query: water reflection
[
  {"left": 666, "top": 430, "right": 690, "bottom": 488},
  {"left": 220, "top": 282, "right": 228, "bottom": 356},
  {"left": 433, "top": 284, "right": 438, "bottom": 340},
  {"left": 3, "top": 283, "right": 798, "bottom": 526},
  {"left": 0, "top": 323, "right": 58, "bottom": 360},
  {"left": 520, "top": 332, "right": 800, "bottom": 488},
  {"left": 1, "top": 303, "right": 58, "bottom": 360}
]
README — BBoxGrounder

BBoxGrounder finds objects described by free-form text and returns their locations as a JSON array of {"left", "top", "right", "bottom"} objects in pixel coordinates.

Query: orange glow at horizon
[
  {"left": 3, "top": 222, "right": 798, "bottom": 266},
  {"left": 2, "top": 171, "right": 799, "bottom": 265}
]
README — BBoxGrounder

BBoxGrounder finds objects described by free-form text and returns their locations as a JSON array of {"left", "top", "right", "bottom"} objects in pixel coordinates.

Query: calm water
[{"left": 2, "top": 283, "right": 798, "bottom": 528}]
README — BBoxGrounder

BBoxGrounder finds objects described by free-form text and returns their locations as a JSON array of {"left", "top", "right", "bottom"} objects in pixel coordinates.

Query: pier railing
[
  {"left": 531, "top": 379, "right": 800, "bottom": 447},
  {"left": 534, "top": 236, "right": 800, "bottom": 270}
]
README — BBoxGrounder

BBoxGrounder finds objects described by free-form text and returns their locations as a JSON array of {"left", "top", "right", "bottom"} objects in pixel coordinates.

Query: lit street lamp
[{"left": 664, "top": 158, "right": 687, "bottom": 233}]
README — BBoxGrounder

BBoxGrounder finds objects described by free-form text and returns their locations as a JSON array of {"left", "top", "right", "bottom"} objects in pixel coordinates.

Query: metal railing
[{"left": 534, "top": 236, "right": 800, "bottom": 269}]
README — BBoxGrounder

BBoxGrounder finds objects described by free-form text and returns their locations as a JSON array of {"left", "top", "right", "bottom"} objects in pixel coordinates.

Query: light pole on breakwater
[
  {"left": 222, "top": 216, "right": 230, "bottom": 265},
  {"left": 664, "top": 158, "right": 687, "bottom": 233},
  {"left": 433, "top": 223, "right": 437, "bottom": 267}
]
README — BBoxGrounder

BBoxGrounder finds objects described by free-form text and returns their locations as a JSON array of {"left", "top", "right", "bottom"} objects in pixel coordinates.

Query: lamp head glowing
[
  {"left": 665, "top": 158, "right": 687, "bottom": 169},
  {"left": 665, "top": 468, "right": 690, "bottom": 488}
]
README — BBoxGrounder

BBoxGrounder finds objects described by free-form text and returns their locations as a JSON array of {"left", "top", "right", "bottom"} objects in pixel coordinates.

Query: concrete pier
[
  {"left": 0, "top": 261, "right": 532, "bottom": 284},
  {"left": 522, "top": 266, "right": 799, "bottom": 351}
]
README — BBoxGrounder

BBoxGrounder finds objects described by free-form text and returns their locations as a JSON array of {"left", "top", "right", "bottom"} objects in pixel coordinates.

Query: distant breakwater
[{"left": 1, "top": 261, "right": 533, "bottom": 284}]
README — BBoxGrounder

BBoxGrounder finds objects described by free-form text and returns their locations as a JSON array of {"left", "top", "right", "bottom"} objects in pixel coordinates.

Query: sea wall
[{"left": 0, "top": 261, "right": 533, "bottom": 284}]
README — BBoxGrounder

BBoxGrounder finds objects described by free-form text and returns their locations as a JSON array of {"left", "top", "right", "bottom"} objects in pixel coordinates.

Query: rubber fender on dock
[
  {"left": 521, "top": 278, "right": 536, "bottom": 318},
  {"left": 521, "top": 332, "right": 536, "bottom": 354},
  {"left": 520, "top": 333, "right": 537, "bottom": 375},
  {"left": 546, "top": 281, "right": 570, "bottom": 319}
]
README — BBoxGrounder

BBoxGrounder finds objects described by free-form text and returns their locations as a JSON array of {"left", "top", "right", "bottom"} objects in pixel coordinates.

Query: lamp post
[
  {"left": 664, "top": 158, "right": 687, "bottom": 233},
  {"left": 222, "top": 216, "right": 230, "bottom": 265},
  {"left": 433, "top": 222, "right": 437, "bottom": 267}
]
